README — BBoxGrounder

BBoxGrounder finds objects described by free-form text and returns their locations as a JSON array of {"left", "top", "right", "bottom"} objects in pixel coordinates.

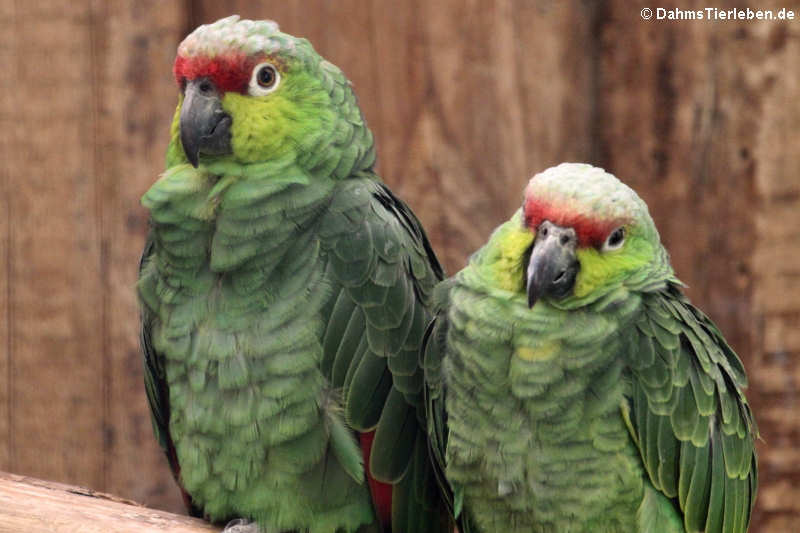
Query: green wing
[
  {"left": 420, "top": 279, "right": 475, "bottom": 533},
  {"left": 624, "top": 284, "right": 758, "bottom": 533},
  {"left": 318, "top": 176, "right": 452, "bottom": 533},
  {"left": 138, "top": 235, "right": 171, "bottom": 464}
]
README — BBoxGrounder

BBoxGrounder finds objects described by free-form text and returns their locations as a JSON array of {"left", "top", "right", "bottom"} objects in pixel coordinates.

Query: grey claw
[{"left": 222, "top": 518, "right": 260, "bottom": 533}]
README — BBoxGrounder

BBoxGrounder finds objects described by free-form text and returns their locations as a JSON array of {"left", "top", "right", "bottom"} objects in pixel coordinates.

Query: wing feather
[
  {"left": 319, "top": 177, "right": 451, "bottom": 532},
  {"left": 626, "top": 285, "right": 758, "bottom": 533}
]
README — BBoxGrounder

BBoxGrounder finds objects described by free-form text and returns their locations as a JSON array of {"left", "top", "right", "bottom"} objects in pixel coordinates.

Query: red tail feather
[{"left": 359, "top": 431, "right": 393, "bottom": 526}]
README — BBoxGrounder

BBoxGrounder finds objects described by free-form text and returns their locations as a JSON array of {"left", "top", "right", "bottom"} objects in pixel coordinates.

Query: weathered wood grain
[
  {"left": 3, "top": 0, "right": 106, "bottom": 488},
  {"left": 0, "top": 472, "right": 219, "bottom": 533},
  {"left": 381, "top": 0, "right": 597, "bottom": 272},
  {"left": 0, "top": 0, "right": 14, "bottom": 473},
  {"left": 748, "top": 4, "right": 800, "bottom": 525}
]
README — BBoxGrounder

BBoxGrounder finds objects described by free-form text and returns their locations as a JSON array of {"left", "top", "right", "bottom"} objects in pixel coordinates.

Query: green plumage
[
  {"left": 424, "top": 164, "right": 758, "bottom": 533},
  {"left": 139, "top": 16, "right": 450, "bottom": 533}
]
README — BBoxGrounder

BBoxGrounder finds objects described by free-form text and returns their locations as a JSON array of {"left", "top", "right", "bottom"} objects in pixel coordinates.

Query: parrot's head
[
  {"left": 168, "top": 15, "right": 374, "bottom": 176},
  {"left": 479, "top": 163, "right": 673, "bottom": 309}
]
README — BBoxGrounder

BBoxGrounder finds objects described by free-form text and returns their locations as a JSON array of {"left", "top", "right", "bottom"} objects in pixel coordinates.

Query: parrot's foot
[{"left": 222, "top": 518, "right": 262, "bottom": 533}]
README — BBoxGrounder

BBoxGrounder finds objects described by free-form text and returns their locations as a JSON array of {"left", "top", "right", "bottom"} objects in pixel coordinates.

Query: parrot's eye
[
  {"left": 602, "top": 227, "right": 626, "bottom": 252},
  {"left": 249, "top": 62, "right": 280, "bottom": 96}
]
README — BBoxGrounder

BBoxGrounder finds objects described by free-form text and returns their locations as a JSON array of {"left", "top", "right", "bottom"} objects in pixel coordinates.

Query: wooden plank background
[{"left": 0, "top": 1, "right": 797, "bottom": 530}]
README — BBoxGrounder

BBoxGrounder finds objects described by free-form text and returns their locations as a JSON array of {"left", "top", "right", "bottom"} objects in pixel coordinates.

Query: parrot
[
  {"left": 137, "top": 15, "right": 452, "bottom": 533},
  {"left": 422, "top": 163, "right": 758, "bottom": 533}
]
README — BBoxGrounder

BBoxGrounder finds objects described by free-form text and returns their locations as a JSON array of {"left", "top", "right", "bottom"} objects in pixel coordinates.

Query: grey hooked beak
[
  {"left": 526, "top": 221, "right": 579, "bottom": 308},
  {"left": 179, "top": 78, "right": 233, "bottom": 167}
]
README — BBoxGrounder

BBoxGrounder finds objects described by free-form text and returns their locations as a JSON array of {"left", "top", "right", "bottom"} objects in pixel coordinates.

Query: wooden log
[{"left": 0, "top": 472, "right": 219, "bottom": 533}]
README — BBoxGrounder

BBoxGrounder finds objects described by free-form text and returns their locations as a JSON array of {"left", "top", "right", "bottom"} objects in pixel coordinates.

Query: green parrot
[
  {"left": 137, "top": 16, "right": 451, "bottom": 533},
  {"left": 423, "top": 163, "right": 758, "bottom": 533}
]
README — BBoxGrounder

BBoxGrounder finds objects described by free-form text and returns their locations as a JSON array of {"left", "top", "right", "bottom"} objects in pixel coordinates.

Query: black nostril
[
  {"left": 553, "top": 270, "right": 566, "bottom": 283},
  {"left": 560, "top": 234, "right": 570, "bottom": 245}
]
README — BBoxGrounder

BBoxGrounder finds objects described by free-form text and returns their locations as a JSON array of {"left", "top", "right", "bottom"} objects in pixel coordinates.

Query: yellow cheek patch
[
  {"left": 170, "top": 98, "right": 182, "bottom": 136},
  {"left": 573, "top": 247, "right": 612, "bottom": 298},
  {"left": 515, "top": 340, "right": 560, "bottom": 361},
  {"left": 222, "top": 92, "right": 293, "bottom": 163},
  {"left": 490, "top": 226, "right": 534, "bottom": 292},
  {"left": 166, "top": 99, "right": 186, "bottom": 168},
  {"left": 573, "top": 237, "right": 651, "bottom": 298}
]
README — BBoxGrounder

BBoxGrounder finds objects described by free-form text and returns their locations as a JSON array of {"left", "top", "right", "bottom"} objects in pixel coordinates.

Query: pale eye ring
[
  {"left": 248, "top": 62, "right": 280, "bottom": 96},
  {"left": 602, "top": 227, "right": 626, "bottom": 252}
]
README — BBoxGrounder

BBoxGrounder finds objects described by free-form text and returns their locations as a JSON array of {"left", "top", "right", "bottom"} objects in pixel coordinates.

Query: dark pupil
[
  {"left": 258, "top": 66, "right": 275, "bottom": 87},
  {"left": 609, "top": 228, "right": 624, "bottom": 246}
]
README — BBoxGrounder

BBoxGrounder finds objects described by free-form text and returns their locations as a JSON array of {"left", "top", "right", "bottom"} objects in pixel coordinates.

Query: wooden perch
[{"left": 0, "top": 472, "right": 220, "bottom": 532}]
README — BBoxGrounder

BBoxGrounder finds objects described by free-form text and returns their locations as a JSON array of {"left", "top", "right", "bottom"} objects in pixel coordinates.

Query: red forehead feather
[
  {"left": 174, "top": 53, "right": 261, "bottom": 94},
  {"left": 524, "top": 196, "right": 622, "bottom": 248}
]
